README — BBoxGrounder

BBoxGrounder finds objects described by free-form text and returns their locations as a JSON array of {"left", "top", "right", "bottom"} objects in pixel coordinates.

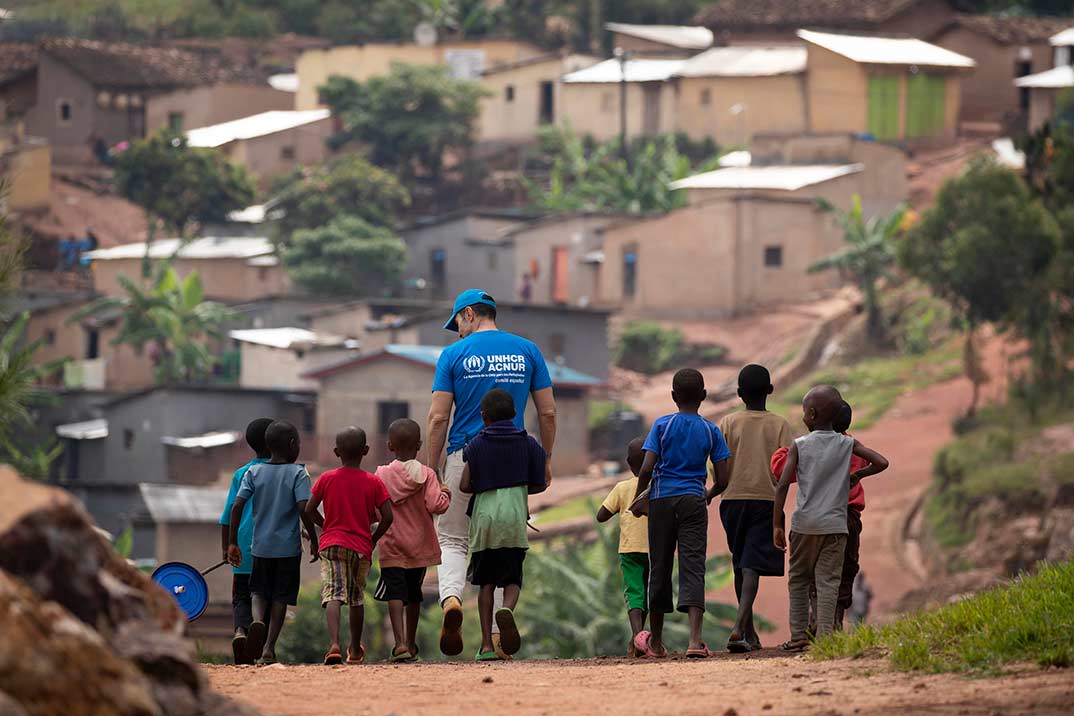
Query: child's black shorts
[
  {"left": 374, "top": 567, "right": 427, "bottom": 604},
  {"left": 250, "top": 555, "right": 302, "bottom": 605},
  {"left": 720, "top": 499, "right": 786, "bottom": 577},
  {"left": 469, "top": 547, "right": 526, "bottom": 587}
]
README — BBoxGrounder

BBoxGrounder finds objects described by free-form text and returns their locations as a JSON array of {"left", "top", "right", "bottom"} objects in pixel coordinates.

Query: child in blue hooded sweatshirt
[{"left": 459, "top": 388, "right": 547, "bottom": 661}]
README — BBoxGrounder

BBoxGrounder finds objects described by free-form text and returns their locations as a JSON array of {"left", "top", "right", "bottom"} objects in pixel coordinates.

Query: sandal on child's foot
[
  {"left": 494, "top": 608, "right": 521, "bottom": 656},
  {"left": 346, "top": 644, "right": 366, "bottom": 665},
  {"left": 779, "top": 639, "right": 810, "bottom": 652},
  {"left": 323, "top": 647, "right": 343, "bottom": 666},
  {"left": 389, "top": 646, "right": 415, "bottom": 663},
  {"left": 686, "top": 642, "right": 712, "bottom": 659},
  {"left": 726, "top": 636, "right": 753, "bottom": 654},
  {"left": 475, "top": 649, "right": 503, "bottom": 661}
]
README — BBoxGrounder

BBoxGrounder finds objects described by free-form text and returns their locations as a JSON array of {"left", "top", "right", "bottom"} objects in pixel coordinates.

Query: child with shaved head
[
  {"left": 306, "top": 426, "right": 393, "bottom": 665},
  {"left": 773, "top": 386, "right": 888, "bottom": 651},
  {"left": 375, "top": 419, "right": 452, "bottom": 662}
]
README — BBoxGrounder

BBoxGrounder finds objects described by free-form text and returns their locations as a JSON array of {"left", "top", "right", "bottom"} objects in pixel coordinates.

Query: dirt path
[
  {"left": 708, "top": 334, "right": 1012, "bottom": 642},
  {"left": 207, "top": 654, "right": 1073, "bottom": 716}
]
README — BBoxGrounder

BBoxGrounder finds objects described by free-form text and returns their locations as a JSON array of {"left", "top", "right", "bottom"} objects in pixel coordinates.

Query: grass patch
[
  {"left": 812, "top": 560, "right": 1074, "bottom": 673},
  {"left": 769, "top": 338, "right": 962, "bottom": 431}
]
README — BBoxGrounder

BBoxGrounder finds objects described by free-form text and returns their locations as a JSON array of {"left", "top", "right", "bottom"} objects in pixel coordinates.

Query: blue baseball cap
[{"left": 444, "top": 289, "right": 497, "bottom": 331}]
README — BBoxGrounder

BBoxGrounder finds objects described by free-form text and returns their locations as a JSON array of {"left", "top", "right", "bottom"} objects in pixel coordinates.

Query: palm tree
[
  {"left": 70, "top": 266, "right": 237, "bottom": 384},
  {"left": 811, "top": 195, "right": 908, "bottom": 342}
]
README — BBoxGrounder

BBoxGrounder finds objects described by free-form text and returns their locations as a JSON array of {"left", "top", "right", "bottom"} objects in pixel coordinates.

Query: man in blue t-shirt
[
  {"left": 427, "top": 289, "right": 557, "bottom": 658},
  {"left": 218, "top": 417, "right": 272, "bottom": 664}
]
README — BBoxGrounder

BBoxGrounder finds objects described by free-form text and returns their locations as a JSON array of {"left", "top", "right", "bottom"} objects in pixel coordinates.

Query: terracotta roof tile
[
  {"left": 949, "top": 14, "right": 1071, "bottom": 44},
  {"left": 0, "top": 43, "right": 37, "bottom": 85},
  {"left": 694, "top": 0, "right": 927, "bottom": 30}
]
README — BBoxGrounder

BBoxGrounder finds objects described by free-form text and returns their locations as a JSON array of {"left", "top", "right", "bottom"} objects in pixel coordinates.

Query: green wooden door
[
  {"left": 905, "top": 74, "right": 946, "bottom": 138},
  {"left": 867, "top": 75, "right": 900, "bottom": 141}
]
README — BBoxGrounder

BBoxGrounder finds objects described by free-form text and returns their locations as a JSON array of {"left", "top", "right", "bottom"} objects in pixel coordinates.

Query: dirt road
[{"left": 207, "top": 653, "right": 1073, "bottom": 716}]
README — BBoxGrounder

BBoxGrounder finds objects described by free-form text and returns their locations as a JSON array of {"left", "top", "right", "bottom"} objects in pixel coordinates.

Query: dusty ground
[{"left": 207, "top": 653, "right": 1074, "bottom": 716}]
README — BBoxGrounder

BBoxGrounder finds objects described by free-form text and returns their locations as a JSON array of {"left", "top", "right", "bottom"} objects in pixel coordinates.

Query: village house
[
  {"left": 797, "top": 29, "right": 973, "bottom": 144},
  {"left": 477, "top": 52, "right": 598, "bottom": 144},
  {"left": 605, "top": 22, "right": 714, "bottom": 56},
  {"left": 185, "top": 109, "right": 334, "bottom": 184},
  {"left": 931, "top": 15, "right": 1069, "bottom": 128},
  {"left": 0, "top": 118, "right": 49, "bottom": 213},
  {"left": 673, "top": 45, "right": 808, "bottom": 146},
  {"left": 21, "top": 39, "right": 292, "bottom": 164},
  {"left": 596, "top": 134, "right": 907, "bottom": 317},
  {"left": 1016, "top": 28, "right": 1074, "bottom": 133},
  {"left": 693, "top": 0, "right": 960, "bottom": 46},
  {"left": 559, "top": 57, "right": 684, "bottom": 141},
  {"left": 304, "top": 344, "right": 601, "bottom": 475},
  {"left": 85, "top": 236, "right": 289, "bottom": 303},
  {"left": 228, "top": 326, "right": 358, "bottom": 391},
  {"left": 294, "top": 38, "right": 545, "bottom": 111},
  {"left": 0, "top": 42, "right": 37, "bottom": 120}
]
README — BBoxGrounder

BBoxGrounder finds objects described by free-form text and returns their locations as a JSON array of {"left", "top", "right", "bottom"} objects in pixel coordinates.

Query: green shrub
[{"left": 614, "top": 321, "right": 726, "bottom": 375}]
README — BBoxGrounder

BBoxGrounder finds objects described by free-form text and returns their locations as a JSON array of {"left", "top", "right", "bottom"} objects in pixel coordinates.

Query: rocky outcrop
[{"left": 0, "top": 467, "right": 257, "bottom": 716}]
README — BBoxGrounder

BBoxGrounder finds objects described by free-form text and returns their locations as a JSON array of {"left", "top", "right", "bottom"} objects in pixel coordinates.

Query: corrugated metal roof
[
  {"left": 160, "top": 431, "right": 240, "bottom": 449},
  {"left": 1016, "top": 65, "right": 1074, "bottom": 88},
  {"left": 605, "top": 22, "right": 713, "bottom": 50},
  {"left": 139, "top": 483, "right": 229, "bottom": 523},
  {"left": 676, "top": 45, "right": 806, "bottom": 77},
  {"left": 1051, "top": 28, "right": 1074, "bottom": 46},
  {"left": 268, "top": 72, "right": 298, "bottom": 92},
  {"left": 797, "top": 29, "right": 975, "bottom": 68},
  {"left": 85, "top": 236, "right": 274, "bottom": 261},
  {"left": 670, "top": 163, "right": 864, "bottom": 191},
  {"left": 186, "top": 109, "right": 330, "bottom": 148},
  {"left": 229, "top": 327, "right": 351, "bottom": 349},
  {"left": 56, "top": 418, "right": 108, "bottom": 440},
  {"left": 562, "top": 57, "right": 686, "bottom": 83},
  {"left": 718, "top": 150, "right": 752, "bottom": 167}
]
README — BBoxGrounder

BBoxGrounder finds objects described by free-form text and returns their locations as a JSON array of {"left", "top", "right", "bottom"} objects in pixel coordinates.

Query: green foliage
[
  {"left": 281, "top": 215, "right": 408, "bottom": 297},
  {"left": 321, "top": 64, "right": 489, "bottom": 182},
  {"left": 812, "top": 559, "right": 1074, "bottom": 673},
  {"left": 69, "top": 267, "right": 237, "bottom": 384},
  {"left": 812, "top": 196, "right": 907, "bottom": 341},
  {"left": 272, "top": 154, "right": 410, "bottom": 241},
  {"left": 114, "top": 527, "right": 134, "bottom": 559},
  {"left": 614, "top": 321, "right": 727, "bottom": 375},
  {"left": 114, "top": 130, "right": 255, "bottom": 240},
  {"left": 526, "top": 126, "right": 718, "bottom": 214}
]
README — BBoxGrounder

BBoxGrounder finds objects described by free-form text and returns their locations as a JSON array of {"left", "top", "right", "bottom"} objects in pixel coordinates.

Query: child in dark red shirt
[
  {"left": 305, "top": 426, "right": 393, "bottom": 665},
  {"left": 770, "top": 400, "right": 870, "bottom": 631}
]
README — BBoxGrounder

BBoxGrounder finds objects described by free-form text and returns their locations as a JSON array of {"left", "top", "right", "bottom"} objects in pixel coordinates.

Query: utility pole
[{"left": 614, "top": 46, "right": 630, "bottom": 166}]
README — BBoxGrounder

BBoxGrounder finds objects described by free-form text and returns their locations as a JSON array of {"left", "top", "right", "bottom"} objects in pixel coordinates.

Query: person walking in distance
[{"left": 427, "top": 289, "right": 557, "bottom": 657}]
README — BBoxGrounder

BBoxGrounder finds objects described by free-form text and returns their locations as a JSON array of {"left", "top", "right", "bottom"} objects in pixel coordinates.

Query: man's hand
[
  {"left": 705, "top": 485, "right": 723, "bottom": 505},
  {"left": 544, "top": 462, "right": 553, "bottom": 488},
  {"left": 440, "top": 484, "right": 451, "bottom": 497},
  {"left": 227, "top": 544, "right": 243, "bottom": 567},
  {"left": 629, "top": 491, "right": 650, "bottom": 518},
  {"left": 849, "top": 470, "right": 862, "bottom": 487},
  {"left": 773, "top": 527, "right": 787, "bottom": 553},
  {"left": 309, "top": 538, "right": 320, "bottom": 563}
]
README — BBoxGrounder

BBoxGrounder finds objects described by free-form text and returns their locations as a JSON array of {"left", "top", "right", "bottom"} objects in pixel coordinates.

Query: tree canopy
[
  {"left": 320, "top": 64, "right": 489, "bottom": 182},
  {"left": 281, "top": 215, "right": 408, "bottom": 297},
  {"left": 114, "top": 130, "right": 255, "bottom": 240}
]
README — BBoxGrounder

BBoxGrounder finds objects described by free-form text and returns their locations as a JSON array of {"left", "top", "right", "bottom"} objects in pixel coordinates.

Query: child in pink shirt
[{"left": 374, "top": 418, "right": 451, "bottom": 661}]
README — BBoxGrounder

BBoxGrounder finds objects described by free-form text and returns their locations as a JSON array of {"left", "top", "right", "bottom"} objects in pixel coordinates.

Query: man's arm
[
  {"left": 628, "top": 451, "right": 658, "bottom": 517},
  {"left": 459, "top": 462, "right": 473, "bottom": 494},
  {"left": 297, "top": 499, "right": 319, "bottom": 562},
  {"left": 850, "top": 440, "right": 889, "bottom": 485},
  {"left": 707, "top": 459, "right": 730, "bottom": 503},
  {"left": 596, "top": 506, "right": 615, "bottom": 523},
  {"left": 772, "top": 442, "right": 798, "bottom": 553},
  {"left": 304, "top": 491, "right": 324, "bottom": 528},
  {"left": 426, "top": 390, "right": 454, "bottom": 475},
  {"left": 371, "top": 500, "right": 394, "bottom": 546},
  {"left": 220, "top": 524, "right": 230, "bottom": 562},
  {"left": 532, "top": 387, "right": 556, "bottom": 485},
  {"left": 226, "top": 496, "right": 247, "bottom": 566}
]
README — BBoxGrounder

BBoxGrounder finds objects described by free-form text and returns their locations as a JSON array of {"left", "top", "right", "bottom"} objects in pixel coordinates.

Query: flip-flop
[
  {"left": 324, "top": 647, "right": 343, "bottom": 666},
  {"left": 346, "top": 644, "right": 366, "bottom": 665},
  {"left": 494, "top": 608, "right": 521, "bottom": 656},
  {"left": 726, "top": 637, "right": 753, "bottom": 654},
  {"left": 633, "top": 630, "right": 668, "bottom": 658},
  {"left": 255, "top": 656, "right": 277, "bottom": 666},
  {"left": 245, "top": 621, "right": 267, "bottom": 664},
  {"left": 389, "top": 647, "right": 415, "bottom": 663},
  {"left": 779, "top": 640, "right": 810, "bottom": 652},
  {"left": 475, "top": 649, "right": 503, "bottom": 661},
  {"left": 440, "top": 600, "right": 464, "bottom": 656},
  {"left": 232, "top": 632, "right": 249, "bottom": 665},
  {"left": 686, "top": 642, "right": 712, "bottom": 659}
]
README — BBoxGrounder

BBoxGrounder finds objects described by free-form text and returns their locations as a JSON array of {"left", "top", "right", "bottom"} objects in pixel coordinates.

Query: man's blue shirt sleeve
[
  {"left": 219, "top": 466, "right": 244, "bottom": 525},
  {"left": 642, "top": 417, "right": 665, "bottom": 456},
  {"left": 530, "top": 344, "right": 552, "bottom": 392},
  {"left": 432, "top": 346, "right": 455, "bottom": 393},
  {"left": 236, "top": 470, "right": 255, "bottom": 501}
]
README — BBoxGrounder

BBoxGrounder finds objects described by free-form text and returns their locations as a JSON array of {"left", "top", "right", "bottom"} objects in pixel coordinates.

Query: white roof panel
[
  {"left": 85, "top": 236, "right": 274, "bottom": 261},
  {"left": 186, "top": 109, "right": 330, "bottom": 148},
  {"left": 268, "top": 72, "right": 299, "bottom": 92},
  {"left": 718, "top": 150, "right": 752, "bottom": 168},
  {"left": 676, "top": 45, "right": 806, "bottom": 78},
  {"left": 56, "top": 418, "right": 108, "bottom": 440},
  {"left": 562, "top": 57, "right": 686, "bottom": 83},
  {"left": 229, "top": 326, "right": 349, "bottom": 349},
  {"left": 1015, "top": 65, "right": 1074, "bottom": 88},
  {"left": 160, "top": 431, "right": 240, "bottom": 449},
  {"left": 605, "top": 22, "right": 713, "bottom": 50},
  {"left": 139, "top": 483, "right": 229, "bottom": 523},
  {"left": 670, "top": 163, "right": 864, "bottom": 191},
  {"left": 797, "top": 29, "right": 975, "bottom": 69},
  {"left": 1050, "top": 28, "right": 1074, "bottom": 46}
]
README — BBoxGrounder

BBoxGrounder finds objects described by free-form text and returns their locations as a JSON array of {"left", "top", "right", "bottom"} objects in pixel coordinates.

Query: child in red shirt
[
  {"left": 770, "top": 400, "right": 870, "bottom": 631},
  {"left": 305, "top": 426, "right": 393, "bottom": 665},
  {"left": 374, "top": 418, "right": 451, "bottom": 662}
]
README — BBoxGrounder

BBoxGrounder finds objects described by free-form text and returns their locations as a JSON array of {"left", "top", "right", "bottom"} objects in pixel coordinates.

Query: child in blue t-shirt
[{"left": 630, "top": 368, "right": 731, "bottom": 658}]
